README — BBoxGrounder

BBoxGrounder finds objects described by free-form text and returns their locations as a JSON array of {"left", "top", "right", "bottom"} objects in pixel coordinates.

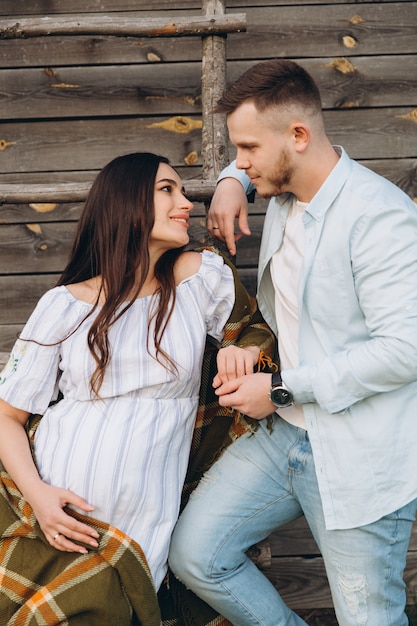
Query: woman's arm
[
  {"left": 215, "top": 344, "right": 260, "bottom": 386},
  {"left": 0, "top": 398, "right": 100, "bottom": 553}
]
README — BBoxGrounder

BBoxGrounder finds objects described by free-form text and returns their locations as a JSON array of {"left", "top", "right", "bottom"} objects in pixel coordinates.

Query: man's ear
[{"left": 291, "top": 123, "right": 310, "bottom": 153}]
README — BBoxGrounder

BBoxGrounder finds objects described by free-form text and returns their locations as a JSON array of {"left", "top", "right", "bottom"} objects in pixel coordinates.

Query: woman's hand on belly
[{"left": 30, "top": 481, "right": 100, "bottom": 553}]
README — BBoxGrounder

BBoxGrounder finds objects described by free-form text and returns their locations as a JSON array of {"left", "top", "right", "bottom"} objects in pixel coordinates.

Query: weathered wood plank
[
  {"left": 1, "top": 0, "right": 405, "bottom": 16},
  {"left": 0, "top": 222, "right": 77, "bottom": 274},
  {"left": 0, "top": 166, "right": 203, "bottom": 184},
  {"left": 0, "top": 116, "right": 203, "bottom": 173},
  {"left": 0, "top": 33, "right": 203, "bottom": 68},
  {"left": 0, "top": 180, "right": 217, "bottom": 204},
  {"left": 1, "top": 4, "right": 415, "bottom": 67},
  {"left": 325, "top": 107, "right": 417, "bottom": 160},
  {"left": 0, "top": 14, "right": 247, "bottom": 39},
  {"left": 269, "top": 517, "right": 320, "bottom": 557},
  {"left": 266, "top": 555, "right": 333, "bottom": 609},
  {"left": 0, "top": 202, "right": 83, "bottom": 223},
  {"left": 1, "top": 55, "right": 416, "bottom": 119},
  {"left": 0, "top": 200, "right": 208, "bottom": 222},
  {"left": 0, "top": 64, "right": 204, "bottom": 118},
  {"left": 0, "top": 275, "right": 57, "bottom": 324},
  {"left": 228, "top": 3, "right": 417, "bottom": 59},
  {"left": 0, "top": 109, "right": 416, "bottom": 175}
]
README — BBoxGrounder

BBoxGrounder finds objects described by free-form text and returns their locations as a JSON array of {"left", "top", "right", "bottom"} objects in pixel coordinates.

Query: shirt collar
[{"left": 305, "top": 146, "right": 352, "bottom": 221}]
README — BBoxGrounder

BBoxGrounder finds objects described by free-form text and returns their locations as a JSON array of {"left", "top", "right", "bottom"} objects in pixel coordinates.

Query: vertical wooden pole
[{"left": 201, "top": 0, "right": 229, "bottom": 182}]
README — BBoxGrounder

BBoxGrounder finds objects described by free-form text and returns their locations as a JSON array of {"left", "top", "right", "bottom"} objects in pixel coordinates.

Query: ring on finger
[
  {"left": 212, "top": 226, "right": 219, "bottom": 230},
  {"left": 53, "top": 532, "right": 60, "bottom": 541}
]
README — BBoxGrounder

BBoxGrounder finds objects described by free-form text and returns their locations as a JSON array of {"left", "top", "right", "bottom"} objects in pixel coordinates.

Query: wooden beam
[
  {"left": 0, "top": 14, "right": 246, "bottom": 39},
  {"left": 0, "top": 179, "right": 217, "bottom": 203},
  {"left": 201, "top": 0, "right": 229, "bottom": 181}
]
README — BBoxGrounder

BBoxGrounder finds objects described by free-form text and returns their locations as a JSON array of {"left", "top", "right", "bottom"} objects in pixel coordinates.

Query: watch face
[{"left": 270, "top": 386, "right": 293, "bottom": 407}]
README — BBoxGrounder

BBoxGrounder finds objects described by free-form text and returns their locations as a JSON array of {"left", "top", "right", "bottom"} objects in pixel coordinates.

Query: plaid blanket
[
  {"left": 0, "top": 458, "right": 160, "bottom": 626},
  {"left": 0, "top": 249, "right": 275, "bottom": 625}
]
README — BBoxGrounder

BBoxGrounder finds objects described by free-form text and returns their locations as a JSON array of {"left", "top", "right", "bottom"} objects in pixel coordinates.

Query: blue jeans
[{"left": 169, "top": 416, "right": 417, "bottom": 625}]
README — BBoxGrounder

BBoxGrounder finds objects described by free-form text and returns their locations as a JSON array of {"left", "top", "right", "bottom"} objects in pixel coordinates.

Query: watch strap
[{"left": 271, "top": 371, "right": 283, "bottom": 387}]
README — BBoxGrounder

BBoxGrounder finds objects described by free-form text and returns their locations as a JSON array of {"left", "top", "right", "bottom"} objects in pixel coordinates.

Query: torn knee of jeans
[{"left": 334, "top": 561, "right": 368, "bottom": 625}]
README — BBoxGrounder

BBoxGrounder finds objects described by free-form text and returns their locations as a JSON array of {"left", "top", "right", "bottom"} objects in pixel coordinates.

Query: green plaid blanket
[
  {"left": 0, "top": 249, "right": 275, "bottom": 625},
  {"left": 0, "top": 465, "right": 160, "bottom": 626}
]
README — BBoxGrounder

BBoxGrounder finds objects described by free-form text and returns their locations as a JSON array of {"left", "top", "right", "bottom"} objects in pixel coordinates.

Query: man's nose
[{"left": 236, "top": 152, "right": 250, "bottom": 170}]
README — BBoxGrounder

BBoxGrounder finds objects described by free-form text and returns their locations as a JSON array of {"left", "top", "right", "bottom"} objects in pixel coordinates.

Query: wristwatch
[{"left": 269, "top": 372, "right": 294, "bottom": 408}]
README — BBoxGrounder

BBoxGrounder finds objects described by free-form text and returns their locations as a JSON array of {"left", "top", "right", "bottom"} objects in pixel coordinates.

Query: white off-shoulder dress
[{"left": 0, "top": 250, "right": 234, "bottom": 588}]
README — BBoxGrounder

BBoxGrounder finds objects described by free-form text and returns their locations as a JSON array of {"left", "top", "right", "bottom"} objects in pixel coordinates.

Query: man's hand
[
  {"left": 214, "top": 372, "right": 275, "bottom": 421},
  {"left": 208, "top": 178, "right": 251, "bottom": 256}
]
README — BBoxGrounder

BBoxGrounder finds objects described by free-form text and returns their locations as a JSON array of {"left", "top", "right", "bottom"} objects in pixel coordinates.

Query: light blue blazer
[{"left": 220, "top": 148, "right": 417, "bottom": 528}]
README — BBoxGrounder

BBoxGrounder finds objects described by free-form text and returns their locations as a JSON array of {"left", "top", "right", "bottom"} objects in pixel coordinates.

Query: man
[{"left": 169, "top": 59, "right": 417, "bottom": 625}]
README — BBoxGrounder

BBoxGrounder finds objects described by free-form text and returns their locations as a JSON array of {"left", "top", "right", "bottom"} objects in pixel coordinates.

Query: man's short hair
[{"left": 216, "top": 59, "right": 322, "bottom": 116}]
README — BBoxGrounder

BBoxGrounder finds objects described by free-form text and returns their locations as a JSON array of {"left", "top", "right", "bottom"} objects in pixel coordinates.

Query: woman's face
[{"left": 149, "top": 162, "right": 194, "bottom": 254}]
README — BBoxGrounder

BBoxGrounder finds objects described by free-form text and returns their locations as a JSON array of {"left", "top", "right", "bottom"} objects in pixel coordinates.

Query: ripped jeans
[{"left": 169, "top": 416, "right": 417, "bottom": 626}]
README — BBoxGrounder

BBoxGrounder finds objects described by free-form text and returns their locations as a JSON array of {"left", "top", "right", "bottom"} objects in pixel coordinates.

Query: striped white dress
[{"left": 0, "top": 250, "right": 234, "bottom": 589}]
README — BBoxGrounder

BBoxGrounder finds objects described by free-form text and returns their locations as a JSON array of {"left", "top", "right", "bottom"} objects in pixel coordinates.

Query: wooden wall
[
  {"left": 1, "top": 0, "right": 416, "bottom": 353},
  {"left": 1, "top": 0, "right": 417, "bottom": 618}
]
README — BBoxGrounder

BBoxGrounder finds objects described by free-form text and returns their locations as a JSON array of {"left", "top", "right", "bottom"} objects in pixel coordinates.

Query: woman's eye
[{"left": 161, "top": 185, "right": 172, "bottom": 192}]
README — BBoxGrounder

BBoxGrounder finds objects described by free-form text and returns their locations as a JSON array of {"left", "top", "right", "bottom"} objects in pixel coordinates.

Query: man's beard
[{"left": 258, "top": 149, "right": 294, "bottom": 198}]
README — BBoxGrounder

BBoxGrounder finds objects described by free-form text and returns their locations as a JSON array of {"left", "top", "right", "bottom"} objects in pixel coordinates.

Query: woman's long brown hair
[{"left": 56, "top": 152, "right": 184, "bottom": 396}]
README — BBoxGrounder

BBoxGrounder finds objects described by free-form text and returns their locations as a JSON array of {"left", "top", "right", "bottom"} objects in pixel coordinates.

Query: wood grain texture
[
  {"left": 1, "top": 56, "right": 416, "bottom": 119},
  {"left": 1, "top": 4, "right": 415, "bottom": 67},
  {"left": 0, "top": 109, "right": 416, "bottom": 174},
  {"left": 0, "top": 13, "right": 247, "bottom": 38},
  {"left": 1, "top": 0, "right": 407, "bottom": 16}
]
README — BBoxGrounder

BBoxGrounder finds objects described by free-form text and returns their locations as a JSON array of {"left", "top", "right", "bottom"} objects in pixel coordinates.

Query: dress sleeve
[
  {"left": 197, "top": 250, "right": 235, "bottom": 342},
  {"left": 0, "top": 288, "right": 76, "bottom": 414}
]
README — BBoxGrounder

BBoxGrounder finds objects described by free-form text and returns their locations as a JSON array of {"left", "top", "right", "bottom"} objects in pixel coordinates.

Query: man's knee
[
  {"left": 169, "top": 500, "right": 240, "bottom": 588},
  {"left": 169, "top": 515, "right": 202, "bottom": 576},
  {"left": 170, "top": 468, "right": 228, "bottom": 579},
  {"left": 168, "top": 523, "right": 213, "bottom": 589}
]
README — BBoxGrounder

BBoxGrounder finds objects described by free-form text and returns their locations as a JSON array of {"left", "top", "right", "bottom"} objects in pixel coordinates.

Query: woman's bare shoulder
[
  {"left": 65, "top": 277, "right": 103, "bottom": 305},
  {"left": 174, "top": 251, "right": 203, "bottom": 283}
]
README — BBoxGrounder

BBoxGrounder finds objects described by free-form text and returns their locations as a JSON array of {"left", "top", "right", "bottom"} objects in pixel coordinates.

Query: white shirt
[{"left": 270, "top": 197, "right": 306, "bottom": 428}]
